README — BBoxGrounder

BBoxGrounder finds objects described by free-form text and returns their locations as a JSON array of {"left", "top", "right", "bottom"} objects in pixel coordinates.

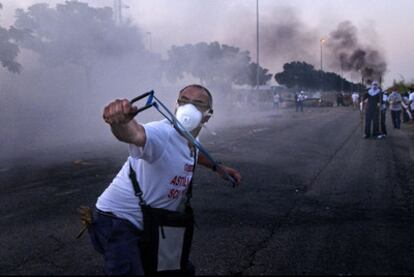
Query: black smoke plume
[{"left": 326, "top": 21, "right": 387, "bottom": 83}]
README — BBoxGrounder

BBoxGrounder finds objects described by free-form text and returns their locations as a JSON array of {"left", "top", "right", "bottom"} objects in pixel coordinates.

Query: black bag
[
  {"left": 140, "top": 205, "right": 194, "bottom": 274},
  {"left": 129, "top": 157, "right": 196, "bottom": 275}
]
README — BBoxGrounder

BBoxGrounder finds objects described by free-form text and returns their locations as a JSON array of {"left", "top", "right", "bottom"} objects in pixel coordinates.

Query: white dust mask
[{"left": 175, "top": 103, "right": 203, "bottom": 132}]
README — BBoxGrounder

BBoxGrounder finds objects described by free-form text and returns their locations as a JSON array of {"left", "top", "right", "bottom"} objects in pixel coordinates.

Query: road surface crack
[
  {"left": 230, "top": 199, "right": 299, "bottom": 275},
  {"left": 306, "top": 121, "right": 361, "bottom": 191}
]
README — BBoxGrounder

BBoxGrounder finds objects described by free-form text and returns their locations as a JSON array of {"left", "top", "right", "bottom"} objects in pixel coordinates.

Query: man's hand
[
  {"left": 102, "top": 99, "right": 146, "bottom": 146},
  {"left": 216, "top": 165, "right": 242, "bottom": 186},
  {"left": 361, "top": 100, "right": 368, "bottom": 112},
  {"left": 103, "top": 99, "right": 138, "bottom": 125}
]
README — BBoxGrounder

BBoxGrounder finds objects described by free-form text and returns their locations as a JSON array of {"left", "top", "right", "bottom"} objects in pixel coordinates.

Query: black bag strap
[
  {"left": 129, "top": 163, "right": 147, "bottom": 206},
  {"left": 128, "top": 147, "right": 198, "bottom": 207},
  {"left": 185, "top": 146, "right": 197, "bottom": 206}
]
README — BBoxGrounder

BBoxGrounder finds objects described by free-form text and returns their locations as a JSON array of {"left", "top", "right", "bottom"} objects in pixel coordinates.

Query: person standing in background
[
  {"left": 379, "top": 90, "right": 388, "bottom": 137},
  {"left": 409, "top": 88, "right": 414, "bottom": 119},
  {"left": 294, "top": 92, "right": 300, "bottom": 112},
  {"left": 296, "top": 91, "right": 305, "bottom": 112},
  {"left": 336, "top": 92, "right": 344, "bottom": 106},
  {"left": 388, "top": 90, "right": 403, "bottom": 129},
  {"left": 273, "top": 92, "right": 280, "bottom": 109},
  {"left": 352, "top": 91, "right": 360, "bottom": 110},
  {"left": 401, "top": 92, "right": 412, "bottom": 123},
  {"left": 362, "top": 81, "right": 382, "bottom": 139}
]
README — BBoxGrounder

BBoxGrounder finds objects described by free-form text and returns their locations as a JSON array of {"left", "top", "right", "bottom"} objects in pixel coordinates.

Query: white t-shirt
[
  {"left": 352, "top": 93, "right": 359, "bottom": 102},
  {"left": 409, "top": 92, "right": 414, "bottom": 110},
  {"left": 382, "top": 94, "right": 388, "bottom": 110},
  {"left": 298, "top": 94, "right": 305, "bottom": 101},
  {"left": 96, "top": 119, "right": 197, "bottom": 230}
]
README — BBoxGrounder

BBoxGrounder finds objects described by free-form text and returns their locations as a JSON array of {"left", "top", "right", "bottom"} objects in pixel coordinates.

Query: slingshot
[{"left": 130, "top": 90, "right": 237, "bottom": 187}]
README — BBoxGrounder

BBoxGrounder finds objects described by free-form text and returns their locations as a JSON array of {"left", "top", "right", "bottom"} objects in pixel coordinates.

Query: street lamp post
[
  {"left": 113, "top": 0, "right": 129, "bottom": 25},
  {"left": 320, "top": 38, "right": 325, "bottom": 71},
  {"left": 146, "top": 32, "right": 152, "bottom": 51},
  {"left": 320, "top": 38, "right": 325, "bottom": 91},
  {"left": 256, "top": 0, "right": 260, "bottom": 89}
]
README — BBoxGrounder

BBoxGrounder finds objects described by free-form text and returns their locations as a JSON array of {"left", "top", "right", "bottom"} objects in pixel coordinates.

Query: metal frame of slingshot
[
  {"left": 75, "top": 92, "right": 236, "bottom": 239},
  {"left": 130, "top": 90, "right": 237, "bottom": 187}
]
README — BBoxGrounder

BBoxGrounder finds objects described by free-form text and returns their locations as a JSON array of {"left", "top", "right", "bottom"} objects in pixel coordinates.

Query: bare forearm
[
  {"left": 197, "top": 152, "right": 216, "bottom": 170},
  {"left": 198, "top": 152, "right": 242, "bottom": 185},
  {"left": 110, "top": 120, "right": 146, "bottom": 146}
]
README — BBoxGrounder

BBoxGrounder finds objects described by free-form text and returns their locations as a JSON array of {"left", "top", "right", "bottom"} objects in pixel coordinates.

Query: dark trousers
[
  {"left": 391, "top": 110, "right": 401, "bottom": 129},
  {"left": 296, "top": 101, "right": 303, "bottom": 112},
  {"left": 402, "top": 108, "right": 410, "bottom": 122},
  {"left": 365, "top": 109, "right": 380, "bottom": 137},
  {"left": 88, "top": 209, "right": 145, "bottom": 275},
  {"left": 380, "top": 110, "right": 387, "bottom": 135},
  {"left": 88, "top": 209, "right": 195, "bottom": 276}
]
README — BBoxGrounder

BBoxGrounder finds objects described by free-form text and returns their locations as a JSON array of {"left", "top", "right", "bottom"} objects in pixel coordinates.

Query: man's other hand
[{"left": 217, "top": 165, "right": 242, "bottom": 186}]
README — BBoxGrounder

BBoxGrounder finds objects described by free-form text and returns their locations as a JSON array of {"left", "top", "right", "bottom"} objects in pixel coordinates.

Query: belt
[
  {"left": 95, "top": 208, "right": 118, "bottom": 218},
  {"left": 94, "top": 207, "right": 143, "bottom": 233}
]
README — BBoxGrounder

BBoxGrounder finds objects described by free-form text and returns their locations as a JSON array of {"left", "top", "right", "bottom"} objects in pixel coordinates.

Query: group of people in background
[
  {"left": 272, "top": 91, "right": 305, "bottom": 112},
  {"left": 359, "top": 80, "right": 414, "bottom": 139},
  {"left": 271, "top": 84, "right": 414, "bottom": 135}
]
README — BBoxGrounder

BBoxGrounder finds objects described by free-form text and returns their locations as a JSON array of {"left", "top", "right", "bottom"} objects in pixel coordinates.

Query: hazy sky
[{"left": 1, "top": 0, "right": 414, "bottom": 87}]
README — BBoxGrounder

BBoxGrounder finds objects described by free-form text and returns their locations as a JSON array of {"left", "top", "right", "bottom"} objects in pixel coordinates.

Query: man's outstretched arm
[{"left": 103, "top": 99, "right": 146, "bottom": 147}]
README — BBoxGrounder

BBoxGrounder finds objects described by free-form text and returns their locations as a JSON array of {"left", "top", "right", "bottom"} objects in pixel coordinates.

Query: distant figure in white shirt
[
  {"left": 351, "top": 92, "right": 360, "bottom": 110},
  {"left": 388, "top": 90, "right": 403, "bottom": 129},
  {"left": 409, "top": 89, "right": 414, "bottom": 119},
  {"left": 380, "top": 90, "right": 388, "bottom": 137},
  {"left": 296, "top": 91, "right": 305, "bottom": 112},
  {"left": 401, "top": 92, "right": 412, "bottom": 122},
  {"left": 273, "top": 92, "right": 280, "bottom": 109}
]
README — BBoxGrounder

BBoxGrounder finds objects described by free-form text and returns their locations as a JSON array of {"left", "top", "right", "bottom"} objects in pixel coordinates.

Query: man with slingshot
[{"left": 80, "top": 84, "right": 241, "bottom": 275}]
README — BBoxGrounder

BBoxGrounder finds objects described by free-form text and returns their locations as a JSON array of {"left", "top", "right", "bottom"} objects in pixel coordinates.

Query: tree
[
  {"left": 13, "top": 1, "right": 148, "bottom": 88},
  {"left": 275, "top": 61, "right": 363, "bottom": 92},
  {"left": 0, "top": 3, "right": 22, "bottom": 73},
  {"left": 274, "top": 61, "right": 319, "bottom": 89},
  {"left": 390, "top": 80, "right": 414, "bottom": 93},
  {"left": 234, "top": 62, "right": 272, "bottom": 87},
  {"left": 165, "top": 41, "right": 272, "bottom": 89}
]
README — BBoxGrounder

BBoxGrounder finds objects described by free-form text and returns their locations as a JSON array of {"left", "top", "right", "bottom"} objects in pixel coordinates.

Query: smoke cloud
[
  {"left": 225, "top": 7, "right": 387, "bottom": 83},
  {"left": 325, "top": 21, "right": 387, "bottom": 82},
  {"left": 0, "top": 2, "right": 389, "bottom": 164},
  {"left": 259, "top": 7, "right": 319, "bottom": 68},
  {"left": 225, "top": 6, "right": 319, "bottom": 73},
  {"left": 0, "top": 1, "right": 166, "bottom": 163}
]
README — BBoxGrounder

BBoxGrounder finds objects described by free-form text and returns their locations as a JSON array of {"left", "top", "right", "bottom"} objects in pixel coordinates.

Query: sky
[{"left": 1, "top": 0, "right": 414, "bottom": 87}]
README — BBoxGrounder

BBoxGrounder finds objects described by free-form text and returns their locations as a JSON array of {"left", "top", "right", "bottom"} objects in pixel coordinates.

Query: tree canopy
[
  {"left": 0, "top": 3, "right": 22, "bottom": 73},
  {"left": 10, "top": 1, "right": 163, "bottom": 90},
  {"left": 234, "top": 62, "right": 272, "bottom": 87},
  {"left": 165, "top": 41, "right": 271, "bottom": 88},
  {"left": 275, "top": 61, "right": 364, "bottom": 92},
  {"left": 14, "top": 1, "right": 146, "bottom": 68}
]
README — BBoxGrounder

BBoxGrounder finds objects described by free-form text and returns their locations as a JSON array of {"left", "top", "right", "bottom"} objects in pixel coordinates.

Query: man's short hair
[{"left": 179, "top": 84, "right": 213, "bottom": 111}]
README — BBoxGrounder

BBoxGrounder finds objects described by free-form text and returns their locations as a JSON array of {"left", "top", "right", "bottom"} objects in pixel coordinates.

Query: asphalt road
[{"left": 1, "top": 106, "right": 414, "bottom": 275}]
